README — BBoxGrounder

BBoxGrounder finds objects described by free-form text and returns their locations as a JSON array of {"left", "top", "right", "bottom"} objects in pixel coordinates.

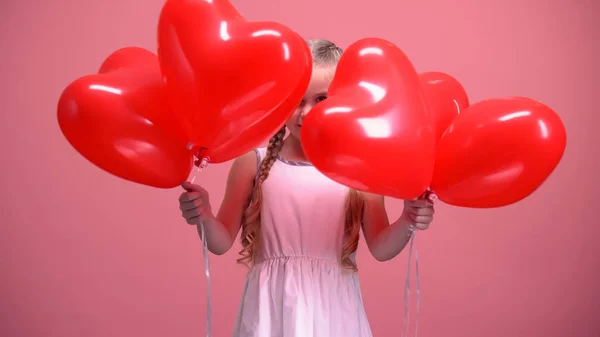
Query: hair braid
[
  {"left": 341, "top": 188, "right": 364, "bottom": 270},
  {"left": 237, "top": 127, "right": 286, "bottom": 267}
]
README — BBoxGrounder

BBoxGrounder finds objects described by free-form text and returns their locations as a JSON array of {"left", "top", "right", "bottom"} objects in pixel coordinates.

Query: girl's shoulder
[{"left": 229, "top": 150, "right": 262, "bottom": 182}]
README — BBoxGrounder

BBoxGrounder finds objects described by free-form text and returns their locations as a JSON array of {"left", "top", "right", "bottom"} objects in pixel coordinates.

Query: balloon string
[
  {"left": 415, "top": 242, "right": 421, "bottom": 337},
  {"left": 402, "top": 228, "right": 418, "bottom": 337},
  {"left": 402, "top": 189, "right": 433, "bottom": 337},
  {"left": 189, "top": 159, "right": 212, "bottom": 337},
  {"left": 199, "top": 222, "right": 212, "bottom": 337}
]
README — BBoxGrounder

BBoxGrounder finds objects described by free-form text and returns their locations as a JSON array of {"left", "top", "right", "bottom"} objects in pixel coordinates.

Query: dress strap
[{"left": 252, "top": 148, "right": 266, "bottom": 183}]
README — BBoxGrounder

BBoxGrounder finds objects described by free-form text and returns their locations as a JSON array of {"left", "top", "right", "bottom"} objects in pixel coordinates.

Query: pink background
[{"left": 1, "top": 0, "right": 599, "bottom": 336}]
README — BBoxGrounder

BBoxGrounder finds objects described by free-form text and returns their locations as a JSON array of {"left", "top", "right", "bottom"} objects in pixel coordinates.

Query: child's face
[{"left": 285, "top": 66, "right": 336, "bottom": 141}]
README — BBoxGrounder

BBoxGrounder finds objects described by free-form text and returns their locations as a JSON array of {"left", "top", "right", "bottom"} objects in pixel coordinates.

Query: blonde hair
[{"left": 237, "top": 39, "right": 364, "bottom": 271}]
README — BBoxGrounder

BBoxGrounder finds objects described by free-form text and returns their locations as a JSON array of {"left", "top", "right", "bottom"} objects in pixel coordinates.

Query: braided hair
[{"left": 237, "top": 127, "right": 286, "bottom": 266}]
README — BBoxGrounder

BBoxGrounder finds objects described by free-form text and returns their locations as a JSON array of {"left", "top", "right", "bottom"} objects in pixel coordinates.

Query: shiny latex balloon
[
  {"left": 419, "top": 71, "right": 469, "bottom": 142},
  {"left": 302, "top": 38, "right": 436, "bottom": 200},
  {"left": 157, "top": 0, "right": 312, "bottom": 163},
  {"left": 431, "top": 97, "right": 567, "bottom": 208},
  {"left": 57, "top": 47, "right": 193, "bottom": 189},
  {"left": 98, "top": 47, "right": 158, "bottom": 73}
]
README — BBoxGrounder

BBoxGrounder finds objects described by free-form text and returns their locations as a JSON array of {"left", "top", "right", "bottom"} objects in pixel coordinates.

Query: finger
[
  {"left": 185, "top": 215, "right": 201, "bottom": 225},
  {"left": 406, "top": 199, "right": 433, "bottom": 208},
  {"left": 179, "top": 191, "right": 202, "bottom": 202},
  {"left": 182, "top": 208, "right": 201, "bottom": 219},
  {"left": 415, "top": 222, "right": 430, "bottom": 231},
  {"left": 404, "top": 206, "right": 432, "bottom": 218},
  {"left": 412, "top": 215, "right": 433, "bottom": 226},
  {"left": 406, "top": 211, "right": 419, "bottom": 223},
  {"left": 181, "top": 182, "right": 208, "bottom": 195},
  {"left": 412, "top": 207, "right": 434, "bottom": 216},
  {"left": 179, "top": 199, "right": 204, "bottom": 211},
  {"left": 181, "top": 182, "right": 199, "bottom": 191}
]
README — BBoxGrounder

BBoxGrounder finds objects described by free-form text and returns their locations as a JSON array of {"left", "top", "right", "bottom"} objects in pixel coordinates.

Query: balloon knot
[{"left": 194, "top": 156, "right": 210, "bottom": 170}]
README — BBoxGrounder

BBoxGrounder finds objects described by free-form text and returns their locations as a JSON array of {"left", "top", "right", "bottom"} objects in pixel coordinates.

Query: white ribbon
[
  {"left": 189, "top": 161, "right": 212, "bottom": 337},
  {"left": 402, "top": 227, "right": 420, "bottom": 337},
  {"left": 402, "top": 189, "right": 435, "bottom": 337},
  {"left": 198, "top": 222, "right": 212, "bottom": 337}
]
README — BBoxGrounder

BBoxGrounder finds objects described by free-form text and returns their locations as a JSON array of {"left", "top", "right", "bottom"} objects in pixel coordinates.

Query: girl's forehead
[
  {"left": 305, "top": 66, "right": 336, "bottom": 95},
  {"left": 312, "top": 66, "right": 336, "bottom": 81}
]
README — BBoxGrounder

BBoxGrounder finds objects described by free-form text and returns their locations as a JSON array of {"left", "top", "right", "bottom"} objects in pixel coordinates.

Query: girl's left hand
[{"left": 402, "top": 196, "right": 435, "bottom": 230}]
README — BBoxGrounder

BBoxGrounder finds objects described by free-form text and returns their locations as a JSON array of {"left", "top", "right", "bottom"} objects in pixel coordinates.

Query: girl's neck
[{"left": 280, "top": 135, "right": 309, "bottom": 162}]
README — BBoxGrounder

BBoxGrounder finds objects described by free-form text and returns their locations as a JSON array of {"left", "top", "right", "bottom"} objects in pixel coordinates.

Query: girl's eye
[{"left": 315, "top": 95, "right": 327, "bottom": 103}]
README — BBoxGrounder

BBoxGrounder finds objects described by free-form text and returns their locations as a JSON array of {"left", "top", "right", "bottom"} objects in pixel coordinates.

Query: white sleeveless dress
[{"left": 232, "top": 148, "right": 373, "bottom": 337}]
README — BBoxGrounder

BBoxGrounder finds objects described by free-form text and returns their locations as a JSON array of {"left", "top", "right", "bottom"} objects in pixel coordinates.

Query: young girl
[{"left": 179, "top": 39, "right": 435, "bottom": 337}]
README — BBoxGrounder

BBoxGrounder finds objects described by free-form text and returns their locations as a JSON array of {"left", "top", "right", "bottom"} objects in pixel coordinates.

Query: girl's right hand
[{"left": 179, "top": 182, "right": 213, "bottom": 225}]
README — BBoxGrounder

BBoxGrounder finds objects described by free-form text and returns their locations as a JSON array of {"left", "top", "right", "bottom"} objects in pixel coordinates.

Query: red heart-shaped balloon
[
  {"left": 302, "top": 38, "right": 436, "bottom": 199},
  {"left": 98, "top": 47, "right": 158, "bottom": 74},
  {"left": 419, "top": 71, "right": 469, "bottom": 142},
  {"left": 57, "top": 47, "right": 193, "bottom": 188},
  {"left": 157, "top": 0, "right": 312, "bottom": 163},
  {"left": 431, "top": 97, "right": 567, "bottom": 208}
]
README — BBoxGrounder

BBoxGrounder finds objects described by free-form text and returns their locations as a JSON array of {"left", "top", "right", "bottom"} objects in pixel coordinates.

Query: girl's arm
[
  {"left": 181, "top": 151, "right": 258, "bottom": 255},
  {"left": 361, "top": 193, "right": 434, "bottom": 261}
]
